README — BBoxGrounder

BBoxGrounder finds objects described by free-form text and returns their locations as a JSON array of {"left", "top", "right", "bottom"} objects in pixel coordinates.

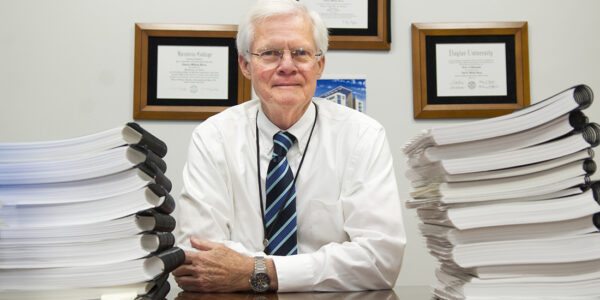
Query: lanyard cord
[{"left": 255, "top": 102, "right": 318, "bottom": 249}]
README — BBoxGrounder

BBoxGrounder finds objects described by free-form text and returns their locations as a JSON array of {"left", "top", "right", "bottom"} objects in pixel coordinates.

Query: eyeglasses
[{"left": 247, "top": 48, "right": 323, "bottom": 67}]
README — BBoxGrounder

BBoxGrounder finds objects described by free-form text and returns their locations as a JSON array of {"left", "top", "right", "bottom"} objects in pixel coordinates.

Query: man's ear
[
  {"left": 315, "top": 56, "right": 326, "bottom": 78},
  {"left": 239, "top": 55, "right": 252, "bottom": 79}
]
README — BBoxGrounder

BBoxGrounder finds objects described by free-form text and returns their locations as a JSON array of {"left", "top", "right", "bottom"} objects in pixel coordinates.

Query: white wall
[{"left": 2, "top": 0, "right": 599, "bottom": 291}]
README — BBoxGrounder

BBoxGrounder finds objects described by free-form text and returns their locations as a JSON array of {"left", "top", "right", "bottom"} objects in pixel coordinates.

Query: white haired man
[{"left": 172, "top": 0, "right": 406, "bottom": 293}]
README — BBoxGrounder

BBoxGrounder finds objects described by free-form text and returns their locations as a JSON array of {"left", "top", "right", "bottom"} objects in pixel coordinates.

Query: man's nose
[{"left": 277, "top": 52, "right": 298, "bottom": 71}]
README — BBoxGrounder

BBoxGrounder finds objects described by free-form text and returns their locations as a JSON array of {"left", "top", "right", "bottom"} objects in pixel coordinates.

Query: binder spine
[
  {"left": 569, "top": 110, "right": 589, "bottom": 130},
  {"left": 137, "top": 281, "right": 170, "bottom": 300},
  {"left": 577, "top": 175, "right": 592, "bottom": 191},
  {"left": 152, "top": 273, "right": 169, "bottom": 287},
  {"left": 157, "top": 247, "right": 185, "bottom": 273},
  {"left": 573, "top": 84, "right": 593, "bottom": 110},
  {"left": 591, "top": 182, "right": 600, "bottom": 205},
  {"left": 140, "top": 162, "right": 173, "bottom": 192},
  {"left": 148, "top": 183, "right": 175, "bottom": 214},
  {"left": 139, "top": 210, "right": 176, "bottom": 232},
  {"left": 134, "top": 147, "right": 167, "bottom": 174},
  {"left": 583, "top": 159, "right": 597, "bottom": 175},
  {"left": 582, "top": 123, "right": 600, "bottom": 147},
  {"left": 587, "top": 148, "right": 595, "bottom": 159},
  {"left": 155, "top": 232, "right": 176, "bottom": 253},
  {"left": 154, "top": 213, "right": 176, "bottom": 232},
  {"left": 126, "top": 122, "right": 168, "bottom": 158}
]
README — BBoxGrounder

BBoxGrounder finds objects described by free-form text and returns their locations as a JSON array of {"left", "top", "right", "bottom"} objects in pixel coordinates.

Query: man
[{"left": 173, "top": 0, "right": 406, "bottom": 292}]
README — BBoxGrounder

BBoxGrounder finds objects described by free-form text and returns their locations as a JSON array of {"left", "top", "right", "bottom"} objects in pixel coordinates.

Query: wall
[{"left": 1, "top": 0, "right": 599, "bottom": 290}]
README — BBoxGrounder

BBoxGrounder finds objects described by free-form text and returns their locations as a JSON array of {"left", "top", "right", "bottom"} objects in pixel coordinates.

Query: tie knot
[{"left": 273, "top": 131, "right": 295, "bottom": 156}]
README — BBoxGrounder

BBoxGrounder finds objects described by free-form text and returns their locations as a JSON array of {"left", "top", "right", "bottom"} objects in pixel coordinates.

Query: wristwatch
[{"left": 249, "top": 256, "right": 270, "bottom": 292}]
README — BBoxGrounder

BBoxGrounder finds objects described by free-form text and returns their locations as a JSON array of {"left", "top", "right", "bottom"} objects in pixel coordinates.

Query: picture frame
[
  {"left": 299, "top": 0, "right": 390, "bottom": 50},
  {"left": 411, "top": 22, "right": 530, "bottom": 118},
  {"left": 133, "top": 23, "right": 252, "bottom": 120},
  {"left": 316, "top": 75, "right": 368, "bottom": 113}
]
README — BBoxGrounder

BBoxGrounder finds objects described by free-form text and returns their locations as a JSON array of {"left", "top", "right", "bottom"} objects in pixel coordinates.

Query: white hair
[{"left": 236, "top": 0, "right": 329, "bottom": 61}]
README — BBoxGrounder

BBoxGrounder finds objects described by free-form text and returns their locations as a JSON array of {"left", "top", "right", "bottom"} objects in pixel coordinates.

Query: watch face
[{"left": 250, "top": 272, "right": 270, "bottom": 292}]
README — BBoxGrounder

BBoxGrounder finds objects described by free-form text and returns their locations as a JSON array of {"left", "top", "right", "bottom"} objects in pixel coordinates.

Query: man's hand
[{"left": 172, "top": 237, "right": 254, "bottom": 292}]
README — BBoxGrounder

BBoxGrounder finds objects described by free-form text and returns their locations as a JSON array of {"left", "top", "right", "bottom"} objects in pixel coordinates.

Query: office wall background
[{"left": 1, "top": 0, "right": 599, "bottom": 289}]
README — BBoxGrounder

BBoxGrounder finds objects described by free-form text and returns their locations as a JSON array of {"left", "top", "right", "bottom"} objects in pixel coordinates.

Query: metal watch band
[{"left": 254, "top": 256, "right": 267, "bottom": 274}]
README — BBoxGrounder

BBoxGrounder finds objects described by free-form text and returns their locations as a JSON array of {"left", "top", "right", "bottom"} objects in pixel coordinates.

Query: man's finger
[
  {"left": 174, "top": 275, "right": 202, "bottom": 292},
  {"left": 171, "top": 264, "right": 196, "bottom": 277},
  {"left": 183, "top": 250, "right": 199, "bottom": 264},
  {"left": 190, "top": 237, "right": 221, "bottom": 251}
]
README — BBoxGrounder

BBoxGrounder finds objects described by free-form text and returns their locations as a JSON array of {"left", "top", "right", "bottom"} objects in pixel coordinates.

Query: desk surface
[{"left": 171, "top": 285, "right": 434, "bottom": 300}]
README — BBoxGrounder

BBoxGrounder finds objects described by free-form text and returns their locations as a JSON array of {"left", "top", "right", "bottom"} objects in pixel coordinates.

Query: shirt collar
[{"left": 257, "top": 100, "right": 316, "bottom": 156}]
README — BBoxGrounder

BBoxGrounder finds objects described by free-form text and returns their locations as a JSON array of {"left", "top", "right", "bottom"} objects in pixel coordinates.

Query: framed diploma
[
  {"left": 299, "top": 0, "right": 390, "bottom": 50},
  {"left": 133, "top": 23, "right": 252, "bottom": 120},
  {"left": 411, "top": 22, "right": 530, "bottom": 118}
]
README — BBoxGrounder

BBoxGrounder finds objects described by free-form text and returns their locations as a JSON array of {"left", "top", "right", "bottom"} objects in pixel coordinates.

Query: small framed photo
[
  {"left": 300, "top": 0, "right": 390, "bottom": 50},
  {"left": 316, "top": 75, "right": 367, "bottom": 113},
  {"left": 133, "top": 23, "right": 252, "bottom": 120},
  {"left": 411, "top": 22, "right": 530, "bottom": 118}
]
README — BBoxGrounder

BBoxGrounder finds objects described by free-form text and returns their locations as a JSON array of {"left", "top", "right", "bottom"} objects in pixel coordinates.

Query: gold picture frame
[
  {"left": 133, "top": 23, "right": 252, "bottom": 120},
  {"left": 411, "top": 22, "right": 530, "bottom": 118},
  {"left": 298, "top": 0, "right": 390, "bottom": 50},
  {"left": 327, "top": 0, "right": 390, "bottom": 50}
]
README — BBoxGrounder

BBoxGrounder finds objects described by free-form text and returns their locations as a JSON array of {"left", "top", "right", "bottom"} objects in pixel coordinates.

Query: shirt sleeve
[
  {"left": 174, "top": 123, "right": 262, "bottom": 257},
  {"left": 272, "top": 126, "right": 407, "bottom": 291}
]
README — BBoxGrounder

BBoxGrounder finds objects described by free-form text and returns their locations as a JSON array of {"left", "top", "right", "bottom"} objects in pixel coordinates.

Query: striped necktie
[{"left": 265, "top": 131, "right": 298, "bottom": 256}]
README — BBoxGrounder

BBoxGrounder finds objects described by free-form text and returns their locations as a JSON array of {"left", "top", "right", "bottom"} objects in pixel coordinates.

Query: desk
[{"left": 171, "top": 285, "right": 434, "bottom": 300}]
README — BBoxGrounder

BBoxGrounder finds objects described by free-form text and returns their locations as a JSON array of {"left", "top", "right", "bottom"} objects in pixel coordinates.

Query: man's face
[{"left": 239, "top": 14, "right": 325, "bottom": 114}]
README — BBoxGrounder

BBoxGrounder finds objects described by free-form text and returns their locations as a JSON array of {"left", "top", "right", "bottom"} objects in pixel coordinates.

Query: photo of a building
[{"left": 315, "top": 78, "right": 366, "bottom": 113}]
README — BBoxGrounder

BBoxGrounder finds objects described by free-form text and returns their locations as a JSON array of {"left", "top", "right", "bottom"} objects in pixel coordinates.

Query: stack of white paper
[
  {"left": 403, "top": 85, "right": 600, "bottom": 299},
  {"left": 0, "top": 123, "right": 184, "bottom": 300}
]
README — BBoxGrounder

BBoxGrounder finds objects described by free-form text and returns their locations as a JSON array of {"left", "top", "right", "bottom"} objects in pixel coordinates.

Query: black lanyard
[{"left": 255, "top": 102, "right": 318, "bottom": 249}]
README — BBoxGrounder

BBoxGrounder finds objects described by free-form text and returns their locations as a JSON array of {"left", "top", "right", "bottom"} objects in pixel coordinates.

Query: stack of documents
[
  {"left": 0, "top": 123, "right": 184, "bottom": 300},
  {"left": 403, "top": 85, "right": 600, "bottom": 299}
]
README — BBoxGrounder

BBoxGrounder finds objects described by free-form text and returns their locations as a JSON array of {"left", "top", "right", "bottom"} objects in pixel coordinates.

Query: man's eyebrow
[{"left": 256, "top": 43, "right": 314, "bottom": 50}]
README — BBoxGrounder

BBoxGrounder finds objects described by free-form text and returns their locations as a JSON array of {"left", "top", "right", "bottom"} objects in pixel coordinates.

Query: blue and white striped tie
[{"left": 265, "top": 131, "right": 298, "bottom": 256}]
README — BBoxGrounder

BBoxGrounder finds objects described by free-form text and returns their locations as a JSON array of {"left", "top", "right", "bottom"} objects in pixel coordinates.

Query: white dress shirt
[{"left": 175, "top": 98, "right": 406, "bottom": 291}]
